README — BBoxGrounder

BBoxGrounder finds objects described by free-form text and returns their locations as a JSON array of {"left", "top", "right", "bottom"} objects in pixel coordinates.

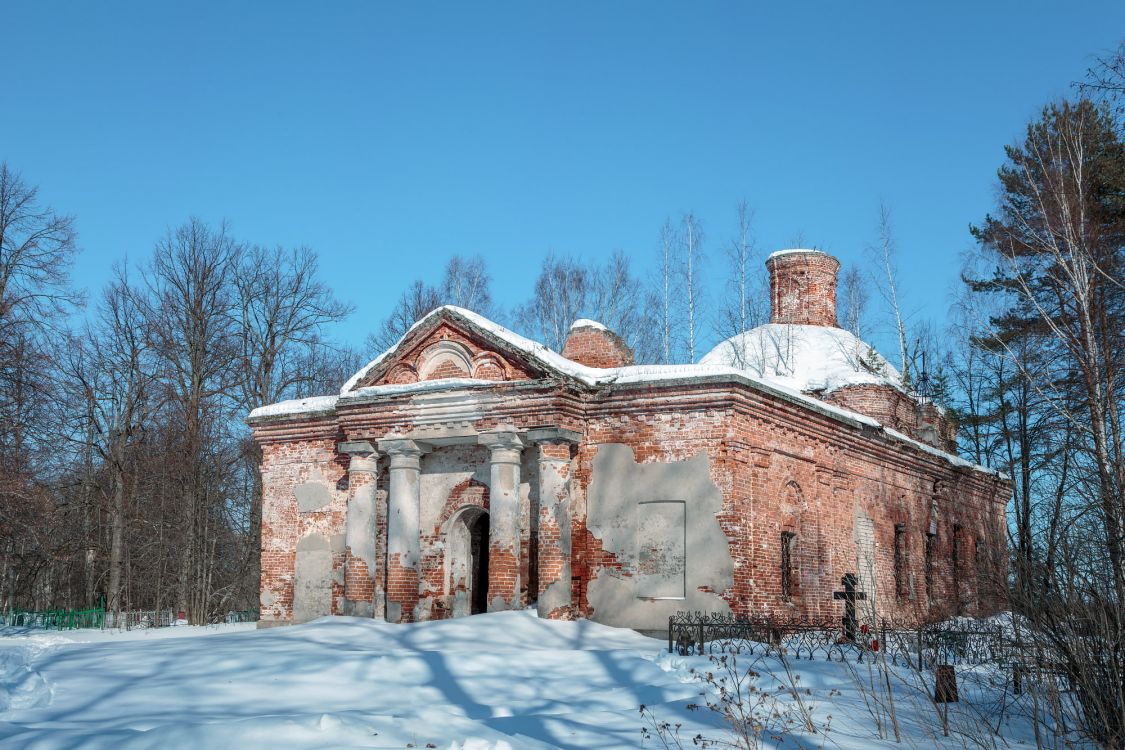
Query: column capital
[
  {"left": 526, "top": 427, "right": 581, "bottom": 447},
  {"left": 339, "top": 441, "right": 379, "bottom": 474},
  {"left": 378, "top": 438, "right": 431, "bottom": 470},
  {"left": 478, "top": 428, "right": 526, "bottom": 453},
  {"left": 339, "top": 440, "right": 377, "bottom": 455}
]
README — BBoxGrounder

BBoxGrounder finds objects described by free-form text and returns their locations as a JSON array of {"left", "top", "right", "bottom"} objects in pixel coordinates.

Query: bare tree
[
  {"left": 232, "top": 243, "right": 351, "bottom": 602},
  {"left": 143, "top": 218, "right": 241, "bottom": 622},
  {"left": 234, "top": 244, "right": 352, "bottom": 409},
  {"left": 679, "top": 213, "right": 705, "bottom": 363},
  {"left": 441, "top": 254, "right": 494, "bottom": 315},
  {"left": 517, "top": 253, "right": 589, "bottom": 352},
  {"left": 366, "top": 280, "right": 444, "bottom": 352},
  {"left": 0, "top": 164, "right": 80, "bottom": 612},
  {"left": 840, "top": 264, "right": 869, "bottom": 340},
  {"left": 0, "top": 163, "right": 80, "bottom": 465},
  {"left": 0, "top": 163, "right": 80, "bottom": 342},
  {"left": 366, "top": 254, "right": 495, "bottom": 353},
  {"left": 66, "top": 267, "right": 156, "bottom": 615},
  {"left": 1079, "top": 40, "right": 1125, "bottom": 113},
  {"left": 868, "top": 203, "right": 911, "bottom": 384},
  {"left": 714, "top": 201, "right": 767, "bottom": 367},
  {"left": 587, "top": 250, "right": 660, "bottom": 363},
  {"left": 658, "top": 219, "right": 676, "bottom": 364}
]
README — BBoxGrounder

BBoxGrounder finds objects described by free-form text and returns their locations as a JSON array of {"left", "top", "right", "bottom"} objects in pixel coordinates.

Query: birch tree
[
  {"left": 367, "top": 255, "right": 495, "bottom": 352},
  {"left": 868, "top": 203, "right": 911, "bottom": 384},
  {"left": 441, "top": 254, "right": 494, "bottom": 315},
  {"left": 840, "top": 265, "right": 868, "bottom": 340},
  {"left": 715, "top": 201, "right": 766, "bottom": 367},
  {"left": 588, "top": 250, "right": 660, "bottom": 364},
  {"left": 657, "top": 220, "right": 675, "bottom": 364},
  {"left": 518, "top": 253, "right": 588, "bottom": 352},
  {"left": 679, "top": 213, "right": 705, "bottom": 363}
]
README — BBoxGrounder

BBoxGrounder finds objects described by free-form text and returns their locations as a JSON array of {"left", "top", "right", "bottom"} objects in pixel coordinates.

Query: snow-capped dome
[{"left": 699, "top": 324, "right": 902, "bottom": 394}]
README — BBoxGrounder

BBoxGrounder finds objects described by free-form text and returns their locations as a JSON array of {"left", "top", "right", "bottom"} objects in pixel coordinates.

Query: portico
[{"left": 336, "top": 423, "right": 579, "bottom": 624}]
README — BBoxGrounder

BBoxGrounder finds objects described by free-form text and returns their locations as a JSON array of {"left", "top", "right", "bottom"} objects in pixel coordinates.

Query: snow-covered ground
[{"left": 0, "top": 611, "right": 1069, "bottom": 749}]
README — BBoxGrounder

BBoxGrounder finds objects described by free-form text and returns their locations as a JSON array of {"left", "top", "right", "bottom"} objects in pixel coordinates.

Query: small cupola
[
  {"left": 765, "top": 249, "right": 840, "bottom": 328},
  {"left": 561, "top": 319, "right": 634, "bottom": 368}
]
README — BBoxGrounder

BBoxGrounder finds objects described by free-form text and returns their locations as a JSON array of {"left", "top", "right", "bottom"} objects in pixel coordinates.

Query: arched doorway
[
  {"left": 468, "top": 512, "right": 489, "bottom": 615},
  {"left": 446, "top": 506, "right": 490, "bottom": 618}
]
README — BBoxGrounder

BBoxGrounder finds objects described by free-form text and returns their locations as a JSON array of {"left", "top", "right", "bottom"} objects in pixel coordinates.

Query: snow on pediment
[{"left": 343, "top": 308, "right": 561, "bottom": 392}]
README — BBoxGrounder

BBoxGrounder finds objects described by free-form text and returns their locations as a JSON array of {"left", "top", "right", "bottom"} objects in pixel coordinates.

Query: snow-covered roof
[
  {"left": 247, "top": 395, "right": 339, "bottom": 420},
  {"left": 699, "top": 323, "right": 903, "bottom": 394},
  {"left": 570, "top": 318, "right": 608, "bottom": 331},
  {"left": 248, "top": 307, "right": 1001, "bottom": 478}
]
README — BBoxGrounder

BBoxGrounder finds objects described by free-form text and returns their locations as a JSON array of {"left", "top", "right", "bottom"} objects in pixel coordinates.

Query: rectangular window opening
[
  {"left": 952, "top": 524, "right": 963, "bottom": 614},
  {"left": 781, "top": 531, "right": 797, "bottom": 602},
  {"left": 974, "top": 535, "right": 985, "bottom": 609},
  {"left": 894, "top": 523, "right": 909, "bottom": 598},
  {"left": 924, "top": 531, "right": 936, "bottom": 606}
]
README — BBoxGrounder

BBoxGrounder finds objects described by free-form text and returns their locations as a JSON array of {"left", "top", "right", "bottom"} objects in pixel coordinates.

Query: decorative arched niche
[
  {"left": 385, "top": 363, "right": 419, "bottom": 385},
  {"left": 417, "top": 340, "right": 473, "bottom": 381},
  {"left": 471, "top": 352, "right": 509, "bottom": 381}
]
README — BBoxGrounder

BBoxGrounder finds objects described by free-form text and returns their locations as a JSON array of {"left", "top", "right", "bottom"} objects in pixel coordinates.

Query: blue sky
[{"left": 4, "top": 2, "right": 1122, "bottom": 360}]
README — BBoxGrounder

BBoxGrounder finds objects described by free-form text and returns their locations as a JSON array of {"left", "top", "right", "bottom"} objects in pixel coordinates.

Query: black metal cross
[{"left": 833, "top": 573, "right": 866, "bottom": 642}]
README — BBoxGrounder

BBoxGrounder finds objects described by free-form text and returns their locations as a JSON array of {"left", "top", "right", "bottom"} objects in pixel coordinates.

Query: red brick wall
[
  {"left": 255, "top": 425, "right": 348, "bottom": 625},
  {"left": 560, "top": 325, "right": 634, "bottom": 368},
  {"left": 254, "top": 355, "right": 1007, "bottom": 629},
  {"left": 825, "top": 385, "right": 957, "bottom": 452},
  {"left": 568, "top": 386, "right": 1007, "bottom": 623}
]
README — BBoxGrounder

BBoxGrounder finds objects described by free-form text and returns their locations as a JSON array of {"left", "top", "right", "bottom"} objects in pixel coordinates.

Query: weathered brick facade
[{"left": 250, "top": 250, "right": 1008, "bottom": 633}]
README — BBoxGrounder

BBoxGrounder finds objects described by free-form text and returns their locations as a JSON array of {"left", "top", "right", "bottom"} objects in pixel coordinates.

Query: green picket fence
[
  {"left": 1, "top": 604, "right": 106, "bottom": 630},
  {"left": 2, "top": 604, "right": 258, "bottom": 630}
]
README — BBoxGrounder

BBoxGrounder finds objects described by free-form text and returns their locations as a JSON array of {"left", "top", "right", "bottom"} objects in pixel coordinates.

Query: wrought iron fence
[
  {"left": 104, "top": 609, "right": 260, "bottom": 629},
  {"left": 668, "top": 611, "right": 1032, "bottom": 670},
  {"left": 221, "top": 610, "right": 259, "bottom": 624},
  {"left": 104, "top": 609, "right": 179, "bottom": 630}
]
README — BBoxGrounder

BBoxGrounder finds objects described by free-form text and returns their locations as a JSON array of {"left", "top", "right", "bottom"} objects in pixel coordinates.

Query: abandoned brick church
[{"left": 248, "top": 249, "right": 1008, "bottom": 632}]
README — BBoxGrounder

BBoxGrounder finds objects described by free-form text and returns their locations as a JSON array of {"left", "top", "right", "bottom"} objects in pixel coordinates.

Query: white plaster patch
[
  {"left": 585, "top": 444, "right": 732, "bottom": 630},
  {"left": 294, "top": 482, "right": 333, "bottom": 513},
  {"left": 293, "top": 534, "right": 334, "bottom": 624}
]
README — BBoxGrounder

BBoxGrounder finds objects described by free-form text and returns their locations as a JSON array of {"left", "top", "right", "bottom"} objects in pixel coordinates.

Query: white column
[
  {"left": 379, "top": 439, "right": 429, "bottom": 623},
  {"left": 479, "top": 428, "right": 525, "bottom": 611},
  {"left": 527, "top": 428, "right": 580, "bottom": 618},
  {"left": 340, "top": 441, "right": 379, "bottom": 618}
]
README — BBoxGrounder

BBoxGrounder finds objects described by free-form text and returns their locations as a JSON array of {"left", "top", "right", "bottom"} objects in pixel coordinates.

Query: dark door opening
[{"left": 468, "top": 512, "right": 490, "bottom": 615}]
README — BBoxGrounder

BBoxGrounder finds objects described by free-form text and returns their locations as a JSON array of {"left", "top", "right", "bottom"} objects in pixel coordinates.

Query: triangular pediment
[{"left": 342, "top": 308, "right": 565, "bottom": 392}]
